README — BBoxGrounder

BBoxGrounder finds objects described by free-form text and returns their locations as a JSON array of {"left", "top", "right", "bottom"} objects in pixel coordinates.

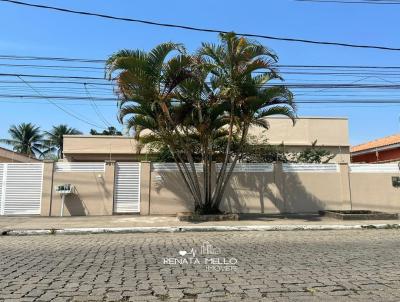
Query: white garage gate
[
  {"left": 114, "top": 162, "right": 141, "bottom": 213},
  {"left": 0, "top": 163, "right": 44, "bottom": 215}
]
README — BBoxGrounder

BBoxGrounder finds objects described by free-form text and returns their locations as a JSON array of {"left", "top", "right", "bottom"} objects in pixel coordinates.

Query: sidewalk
[{"left": 1, "top": 214, "right": 399, "bottom": 235}]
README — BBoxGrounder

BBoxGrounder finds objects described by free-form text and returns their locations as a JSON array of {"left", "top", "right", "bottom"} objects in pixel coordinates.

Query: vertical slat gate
[
  {"left": 114, "top": 162, "right": 141, "bottom": 213},
  {"left": 0, "top": 164, "right": 5, "bottom": 215},
  {"left": 0, "top": 163, "right": 43, "bottom": 215}
]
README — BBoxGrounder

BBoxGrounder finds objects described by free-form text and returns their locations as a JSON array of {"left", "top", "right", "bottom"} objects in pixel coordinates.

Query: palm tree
[
  {"left": 0, "top": 123, "right": 45, "bottom": 158},
  {"left": 106, "top": 33, "right": 296, "bottom": 214},
  {"left": 198, "top": 33, "right": 296, "bottom": 210},
  {"left": 44, "top": 124, "right": 82, "bottom": 159}
]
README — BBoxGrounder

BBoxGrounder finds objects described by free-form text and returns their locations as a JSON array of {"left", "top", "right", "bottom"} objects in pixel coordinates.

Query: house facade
[
  {"left": 351, "top": 134, "right": 400, "bottom": 163},
  {"left": 7, "top": 116, "right": 397, "bottom": 218},
  {"left": 63, "top": 116, "right": 351, "bottom": 163}
]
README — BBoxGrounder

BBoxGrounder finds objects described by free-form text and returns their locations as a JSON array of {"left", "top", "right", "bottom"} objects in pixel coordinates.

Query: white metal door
[
  {"left": 114, "top": 162, "right": 141, "bottom": 213},
  {"left": 0, "top": 163, "right": 44, "bottom": 215}
]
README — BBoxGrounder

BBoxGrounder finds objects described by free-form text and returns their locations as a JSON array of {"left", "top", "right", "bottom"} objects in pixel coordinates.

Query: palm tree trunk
[
  {"left": 169, "top": 146, "right": 202, "bottom": 208},
  {"left": 211, "top": 99, "right": 235, "bottom": 206},
  {"left": 212, "top": 125, "right": 249, "bottom": 209}
]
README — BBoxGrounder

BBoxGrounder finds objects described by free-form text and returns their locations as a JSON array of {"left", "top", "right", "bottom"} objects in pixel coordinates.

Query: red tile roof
[{"left": 351, "top": 133, "right": 400, "bottom": 153}]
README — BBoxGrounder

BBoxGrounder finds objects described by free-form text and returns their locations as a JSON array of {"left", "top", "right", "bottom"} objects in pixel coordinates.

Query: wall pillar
[
  {"left": 273, "top": 162, "right": 286, "bottom": 213},
  {"left": 104, "top": 160, "right": 116, "bottom": 215},
  {"left": 339, "top": 163, "right": 352, "bottom": 210},
  {"left": 41, "top": 160, "right": 54, "bottom": 216},
  {"left": 140, "top": 161, "right": 151, "bottom": 215}
]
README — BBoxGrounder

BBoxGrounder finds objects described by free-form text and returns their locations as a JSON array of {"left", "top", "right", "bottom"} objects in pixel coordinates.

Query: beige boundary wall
[
  {"left": 41, "top": 161, "right": 115, "bottom": 216},
  {"left": 39, "top": 161, "right": 400, "bottom": 216}
]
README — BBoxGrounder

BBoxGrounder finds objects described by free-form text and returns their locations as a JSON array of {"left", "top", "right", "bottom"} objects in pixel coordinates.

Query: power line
[
  {"left": 0, "top": 63, "right": 103, "bottom": 70},
  {"left": 4, "top": 99, "right": 400, "bottom": 108},
  {"left": 84, "top": 83, "right": 112, "bottom": 127},
  {"left": 0, "top": 94, "right": 117, "bottom": 101},
  {"left": 0, "top": 99, "right": 116, "bottom": 106},
  {"left": 2, "top": 0, "right": 400, "bottom": 51},
  {"left": 0, "top": 54, "right": 104, "bottom": 63},
  {"left": 277, "top": 64, "right": 400, "bottom": 69},
  {"left": 296, "top": 0, "right": 400, "bottom": 4},
  {"left": 3, "top": 56, "right": 400, "bottom": 70},
  {"left": 5, "top": 72, "right": 400, "bottom": 87},
  {"left": 0, "top": 72, "right": 106, "bottom": 80},
  {"left": 3, "top": 94, "right": 400, "bottom": 104},
  {"left": 4, "top": 55, "right": 400, "bottom": 71},
  {"left": 16, "top": 76, "right": 107, "bottom": 129},
  {"left": 0, "top": 80, "right": 112, "bottom": 85}
]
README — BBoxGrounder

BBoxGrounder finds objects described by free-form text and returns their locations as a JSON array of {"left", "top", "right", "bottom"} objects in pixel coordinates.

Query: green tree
[
  {"left": 90, "top": 126, "right": 122, "bottom": 136},
  {"left": 0, "top": 123, "right": 45, "bottom": 158},
  {"left": 44, "top": 124, "right": 82, "bottom": 159},
  {"left": 106, "top": 33, "right": 296, "bottom": 214},
  {"left": 294, "top": 140, "right": 335, "bottom": 163},
  {"left": 240, "top": 139, "right": 334, "bottom": 164}
]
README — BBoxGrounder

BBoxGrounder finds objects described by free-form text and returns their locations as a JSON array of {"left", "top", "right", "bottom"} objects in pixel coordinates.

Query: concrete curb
[{"left": 2, "top": 223, "right": 400, "bottom": 236}]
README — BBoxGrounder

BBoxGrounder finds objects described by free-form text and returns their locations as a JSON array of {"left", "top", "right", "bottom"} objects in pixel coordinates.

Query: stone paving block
[{"left": 0, "top": 230, "right": 399, "bottom": 301}]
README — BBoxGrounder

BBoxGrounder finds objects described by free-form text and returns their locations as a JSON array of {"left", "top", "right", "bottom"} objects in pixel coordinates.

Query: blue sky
[{"left": 0, "top": 0, "right": 399, "bottom": 147}]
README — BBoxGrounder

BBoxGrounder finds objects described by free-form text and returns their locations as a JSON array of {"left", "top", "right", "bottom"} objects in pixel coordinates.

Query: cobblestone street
[{"left": 1, "top": 230, "right": 400, "bottom": 301}]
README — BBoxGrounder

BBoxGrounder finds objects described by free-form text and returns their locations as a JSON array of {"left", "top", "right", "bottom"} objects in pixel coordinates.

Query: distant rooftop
[{"left": 351, "top": 134, "right": 400, "bottom": 153}]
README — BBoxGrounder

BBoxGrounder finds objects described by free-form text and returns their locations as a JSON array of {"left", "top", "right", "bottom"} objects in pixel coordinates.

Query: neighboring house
[
  {"left": 351, "top": 133, "right": 400, "bottom": 163},
  {"left": 0, "top": 146, "right": 40, "bottom": 163},
  {"left": 62, "top": 116, "right": 351, "bottom": 163}
]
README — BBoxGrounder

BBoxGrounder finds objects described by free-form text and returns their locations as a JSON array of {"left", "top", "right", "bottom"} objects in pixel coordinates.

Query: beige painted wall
[
  {"left": 36, "top": 160, "right": 399, "bottom": 216},
  {"left": 62, "top": 117, "right": 350, "bottom": 163},
  {"left": 350, "top": 173, "right": 400, "bottom": 213},
  {"left": 148, "top": 171, "right": 196, "bottom": 215},
  {"left": 220, "top": 172, "right": 279, "bottom": 213},
  {"left": 48, "top": 162, "right": 115, "bottom": 216},
  {"left": 0, "top": 148, "right": 40, "bottom": 163},
  {"left": 249, "top": 117, "right": 349, "bottom": 147},
  {"left": 282, "top": 171, "right": 347, "bottom": 213},
  {"left": 63, "top": 135, "right": 153, "bottom": 162},
  {"left": 146, "top": 164, "right": 350, "bottom": 215}
]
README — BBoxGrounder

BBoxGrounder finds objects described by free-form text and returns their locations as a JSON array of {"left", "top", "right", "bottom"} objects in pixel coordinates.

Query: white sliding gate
[
  {"left": 0, "top": 163, "right": 44, "bottom": 215},
  {"left": 114, "top": 162, "right": 141, "bottom": 213}
]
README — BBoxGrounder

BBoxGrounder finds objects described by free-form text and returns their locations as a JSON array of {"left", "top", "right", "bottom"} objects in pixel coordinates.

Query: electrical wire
[
  {"left": 296, "top": 0, "right": 400, "bottom": 4},
  {"left": 2, "top": 0, "right": 400, "bottom": 51},
  {"left": 84, "top": 83, "right": 112, "bottom": 127},
  {"left": 17, "top": 76, "right": 106, "bottom": 129}
]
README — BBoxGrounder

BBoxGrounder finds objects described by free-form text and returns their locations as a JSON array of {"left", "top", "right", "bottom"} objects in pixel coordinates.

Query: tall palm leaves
[
  {"left": 106, "top": 43, "right": 205, "bottom": 208},
  {"left": 0, "top": 123, "right": 45, "bottom": 158},
  {"left": 107, "top": 33, "right": 297, "bottom": 214},
  {"left": 199, "top": 33, "right": 296, "bottom": 210},
  {"left": 44, "top": 124, "right": 82, "bottom": 159}
]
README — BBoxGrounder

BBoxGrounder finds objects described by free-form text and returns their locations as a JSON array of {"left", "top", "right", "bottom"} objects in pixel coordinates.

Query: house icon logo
[{"left": 200, "top": 241, "right": 221, "bottom": 255}]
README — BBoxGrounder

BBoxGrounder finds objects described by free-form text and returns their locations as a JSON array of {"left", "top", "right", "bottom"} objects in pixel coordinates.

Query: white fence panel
[
  {"left": 0, "top": 165, "right": 4, "bottom": 215},
  {"left": 114, "top": 162, "right": 141, "bottom": 213},
  {"left": 350, "top": 164, "right": 400, "bottom": 173},
  {"left": 152, "top": 163, "right": 203, "bottom": 172},
  {"left": 216, "top": 163, "right": 274, "bottom": 173},
  {"left": 283, "top": 163, "right": 340, "bottom": 173},
  {"left": 55, "top": 162, "right": 105, "bottom": 172},
  {"left": 1, "top": 163, "right": 43, "bottom": 215}
]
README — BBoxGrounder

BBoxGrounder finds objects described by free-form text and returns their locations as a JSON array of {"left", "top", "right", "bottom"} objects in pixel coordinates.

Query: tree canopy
[{"left": 106, "top": 33, "right": 297, "bottom": 214}]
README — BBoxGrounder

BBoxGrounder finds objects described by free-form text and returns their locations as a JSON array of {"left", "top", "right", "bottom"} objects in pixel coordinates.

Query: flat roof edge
[{"left": 63, "top": 135, "right": 134, "bottom": 139}]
